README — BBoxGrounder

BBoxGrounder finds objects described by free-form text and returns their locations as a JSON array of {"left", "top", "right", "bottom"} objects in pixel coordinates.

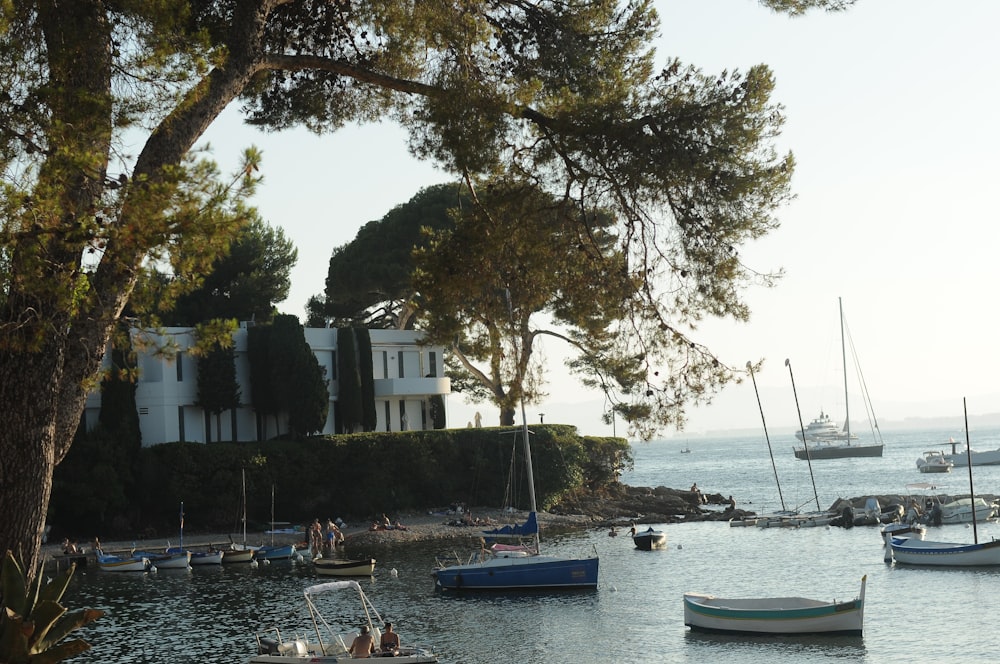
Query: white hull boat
[
  {"left": 916, "top": 451, "right": 953, "bottom": 473},
  {"left": 938, "top": 497, "right": 996, "bottom": 525},
  {"left": 942, "top": 438, "right": 1000, "bottom": 466},
  {"left": 314, "top": 557, "right": 376, "bottom": 577},
  {"left": 684, "top": 576, "right": 866, "bottom": 636},
  {"left": 887, "top": 535, "right": 1000, "bottom": 566},
  {"left": 794, "top": 411, "right": 857, "bottom": 443},
  {"left": 96, "top": 552, "right": 149, "bottom": 572},
  {"left": 755, "top": 511, "right": 836, "bottom": 529}
]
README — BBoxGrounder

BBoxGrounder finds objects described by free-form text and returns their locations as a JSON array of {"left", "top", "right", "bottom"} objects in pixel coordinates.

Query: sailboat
[
  {"left": 255, "top": 485, "right": 296, "bottom": 560},
  {"left": 431, "top": 402, "right": 599, "bottom": 590},
  {"left": 166, "top": 501, "right": 225, "bottom": 564},
  {"left": 224, "top": 468, "right": 260, "bottom": 563},
  {"left": 886, "top": 400, "right": 1000, "bottom": 566},
  {"left": 793, "top": 298, "right": 884, "bottom": 460}
]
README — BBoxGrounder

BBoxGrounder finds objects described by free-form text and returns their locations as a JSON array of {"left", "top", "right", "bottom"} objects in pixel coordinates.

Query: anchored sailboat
[{"left": 793, "top": 298, "right": 884, "bottom": 460}]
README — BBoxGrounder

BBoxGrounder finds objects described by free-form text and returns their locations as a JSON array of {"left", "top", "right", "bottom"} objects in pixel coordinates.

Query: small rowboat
[
  {"left": 97, "top": 551, "right": 149, "bottom": 573},
  {"left": 314, "top": 557, "right": 376, "bottom": 577},
  {"left": 684, "top": 576, "right": 866, "bottom": 636},
  {"left": 886, "top": 534, "right": 1000, "bottom": 566}
]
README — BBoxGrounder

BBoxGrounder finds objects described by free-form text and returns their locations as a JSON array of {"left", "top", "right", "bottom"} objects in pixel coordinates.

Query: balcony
[{"left": 373, "top": 376, "right": 450, "bottom": 398}]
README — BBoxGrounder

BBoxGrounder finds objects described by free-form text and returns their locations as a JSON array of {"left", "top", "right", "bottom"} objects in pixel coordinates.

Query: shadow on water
[{"left": 684, "top": 630, "right": 867, "bottom": 661}]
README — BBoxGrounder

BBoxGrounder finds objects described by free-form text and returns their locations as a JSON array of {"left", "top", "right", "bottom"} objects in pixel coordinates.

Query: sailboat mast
[
  {"left": 748, "top": 362, "right": 786, "bottom": 512},
  {"left": 786, "top": 358, "right": 821, "bottom": 511},
  {"left": 964, "top": 398, "right": 978, "bottom": 545},
  {"left": 840, "top": 297, "right": 850, "bottom": 439},
  {"left": 241, "top": 468, "right": 247, "bottom": 546}
]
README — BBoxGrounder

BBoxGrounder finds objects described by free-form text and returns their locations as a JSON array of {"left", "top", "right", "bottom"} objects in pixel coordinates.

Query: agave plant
[{"left": 0, "top": 550, "right": 103, "bottom": 663}]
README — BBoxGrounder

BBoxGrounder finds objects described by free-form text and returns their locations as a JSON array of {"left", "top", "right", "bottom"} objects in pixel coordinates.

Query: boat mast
[
  {"left": 506, "top": 287, "right": 541, "bottom": 553},
  {"left": 840, "top": 297, "right": 850, "bottom": 441},
  {"left": 748, "top": 362, "right": 786, "bottom": 511},
  {"left": 241, "top": 468, "right": 247, "bottom": 546},
  {"left": 786, "top": 358, "right": 821, "bottom": 511},
  {"left": 964, "top": 398, "right": 978, "bottom": 545}
]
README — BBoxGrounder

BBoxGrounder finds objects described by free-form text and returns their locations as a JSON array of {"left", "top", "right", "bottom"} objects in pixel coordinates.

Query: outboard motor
[
  {"left": 841, "top": 505, "right": 855, "bottom": 529},
  {"left": 929, "top": 503, "right": 943, "bottom": 527}
]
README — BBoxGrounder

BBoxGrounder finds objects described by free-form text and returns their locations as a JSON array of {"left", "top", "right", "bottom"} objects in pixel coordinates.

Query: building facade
[{"left": 82, "top": 326, "right": 451, "bottom": 446}]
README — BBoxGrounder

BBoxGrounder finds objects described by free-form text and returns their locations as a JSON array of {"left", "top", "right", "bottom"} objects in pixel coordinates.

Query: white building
[{"left": 82, "top": 326, "right": 451, "bottom": 446}]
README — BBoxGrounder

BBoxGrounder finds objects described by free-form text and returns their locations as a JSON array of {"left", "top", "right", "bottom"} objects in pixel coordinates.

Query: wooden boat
[
  {"left": 249, "top": 580, "right": 438, "bottom": 663},
  {"left": 187, "top": 550, "right": 225, "bottom": 565},
  {"left": 97, "top": 551, "right": 149, "bottom": 573},
  {"left": 683, "top": 576, "right": 866, "bottom": 636},
  {"left": 632, "top": 527, "right": 666, "bottom": 550},
  {"left": 256, "top": 544, "right": 296, "bottom": 561},
  {"left": 314, "top": 557, "right": 376, "bottom": 577},
  {"left": 886, "top": 534, "right": 1000, "bottom": 566},
  {"left": 136, "top": 550, "right": 191, "bottom": 570}
]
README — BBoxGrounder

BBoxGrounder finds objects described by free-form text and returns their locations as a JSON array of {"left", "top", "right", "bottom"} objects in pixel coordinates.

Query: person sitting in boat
[
  {"left": 349, "top": 625, "right": 376, "bottom": 659},
  {"left": 379, "top": 622, "right": 401, "bottom": 654}
]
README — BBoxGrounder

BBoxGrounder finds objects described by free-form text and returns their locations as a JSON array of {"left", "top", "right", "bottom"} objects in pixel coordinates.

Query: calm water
[{"left": 67, "top": 427, "right": 1000, "bottom": 663}]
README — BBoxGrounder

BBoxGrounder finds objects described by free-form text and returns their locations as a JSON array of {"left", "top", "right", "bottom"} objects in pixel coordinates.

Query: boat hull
[
  {"left": 97, "top": 555, "right": 149, "bottom": 572},
  {"left": 256, "top": 544, "right": 296, "bottom": 560},
  {"left": 223, "top": 547, "right": 256, "bottom": 564},
  {"left": 889, "top": 536, "right": 1000, "bottom": 566},
  {"left": 314, "top": 558, "right": 376, "bottom": 577},
  {"left": 632, "top": 530, "right": 667, "bottom": 550},
  {"left": 140, "top": 551, "right": 191, "bottom": 569},
  {"left": 683, "top": 577, "right": 866, "bottom": 636},
  {"left": 793, "top": 443, "right": 883, "bottom": 460},
  {"left": 943, "top": 449, "right": 1000, "bottom": 466},
  {"left": 433, "top": 554, "right": 598, "bottom": 590}
]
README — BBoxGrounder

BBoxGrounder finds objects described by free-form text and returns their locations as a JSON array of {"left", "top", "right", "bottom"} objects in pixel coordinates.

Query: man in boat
[
  {"left": 349, "top": 625, "right": 375, "bottom": 659},
  {"left": 379, "top": 622, "right": 400, "bottom": 654}
]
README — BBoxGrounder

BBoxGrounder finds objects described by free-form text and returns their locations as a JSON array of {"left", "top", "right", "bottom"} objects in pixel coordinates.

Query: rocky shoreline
[{"left": 44, "top": 483, "right": 996, "bottom": 566}]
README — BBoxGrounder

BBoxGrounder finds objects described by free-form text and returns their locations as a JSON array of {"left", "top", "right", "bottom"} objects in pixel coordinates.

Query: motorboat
[
  {"left": 249, "top": 580, "right": 438, "bottom": 663},
  {"left": 938, "top": 496, "right": 997, "bottom": 525},
  {"left": 794, "top": 411, "right": 857, "bottom": 443},
  {"left": 942, "top": 437, "right": 1000, "bottom": 466},
  {"left": 683, "top": 576, "right": 866, "bottom": 636},
  {"left": 314, "top": 557, "right": 376, "bottom": 577},
  {"left": 632, "top": 527, "right": 666, "bottom": 550},
  {"left": 880, "top": 522, "right": 926, "bottom": 541},
  {"left": 916, "top": 451, "right": 954, "bottom": 473}
]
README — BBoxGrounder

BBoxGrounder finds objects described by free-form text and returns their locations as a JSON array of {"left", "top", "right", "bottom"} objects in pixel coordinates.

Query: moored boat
[
  {"left": 683, "top": 576, "right": 866, "bottom": 636},
  {"left": 96, "top": 551, "right": 149, "bottom": 573},
  {"left": 135, "top": 550, "right": 191, "bottom": 570},
  {"left": 916, "top": 451, "right": 953, "bottom": 473},
  {"left": 249, "top": 580, "right": 438, "bottom": 663},
  {"left": 632, "top": 527, "right": 666, "bottom": 550},
  {"left": 314, "top": 557, "right": 376, "bottom": 577},
  {"left": 886, "top": 534, "right": 1000, "bottom": 566}
]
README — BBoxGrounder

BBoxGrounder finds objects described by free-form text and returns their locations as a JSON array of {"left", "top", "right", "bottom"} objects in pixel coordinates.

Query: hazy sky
[{"left": 197, "top": 1, "right": 1000, "bottom": 438}]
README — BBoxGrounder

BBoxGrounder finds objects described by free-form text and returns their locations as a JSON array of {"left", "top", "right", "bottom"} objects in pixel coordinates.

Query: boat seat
[
  {"left": 277, "top": 640, "right": 308, "bottom": 655},
  {"left": 257, "top": 638, "right": 279, "bottom": 655}
]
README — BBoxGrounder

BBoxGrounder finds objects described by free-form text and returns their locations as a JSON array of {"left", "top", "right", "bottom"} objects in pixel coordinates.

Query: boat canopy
[
  {"left": 481, "top": 511, "right": 538, "bottom": 538},
  {"left": 304, "top": 580, "right": 362, "bottom": 596}
]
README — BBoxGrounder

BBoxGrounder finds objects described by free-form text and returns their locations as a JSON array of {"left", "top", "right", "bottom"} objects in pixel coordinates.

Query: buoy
[
  {"left": 390, "top": 568, "right": 398, "bottom": 577},
  {"left": 250, "top": 559, "right": 259, "bottom": 569}
]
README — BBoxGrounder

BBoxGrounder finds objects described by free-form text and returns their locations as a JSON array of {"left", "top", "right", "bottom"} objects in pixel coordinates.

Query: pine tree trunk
[{"left": 0, "top": 351, "right": 62, "bottom": 577}]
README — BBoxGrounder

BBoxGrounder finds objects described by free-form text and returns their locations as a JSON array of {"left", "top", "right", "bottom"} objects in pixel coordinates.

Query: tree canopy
[
  {"left": 0, "top": 0, "right": 854, "bottom": 576},
  {"left": 309, "top": 183, "right": 466, "bottom": 329},
  {"left": 165, "top": 215, "right": 298, "bottom": 326}
]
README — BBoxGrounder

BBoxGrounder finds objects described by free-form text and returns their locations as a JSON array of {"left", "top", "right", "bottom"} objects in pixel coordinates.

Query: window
[
  {"left": 178, "top": 406, "right": 185, "bottom": 442},
  {"left": 176, "top": 352, "right": 183, "bottom": 381}
]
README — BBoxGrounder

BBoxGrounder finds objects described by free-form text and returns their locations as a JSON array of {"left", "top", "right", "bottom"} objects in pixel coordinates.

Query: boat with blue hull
[{"left": 432, "top": 386, "right": 599, "bottom": 590}]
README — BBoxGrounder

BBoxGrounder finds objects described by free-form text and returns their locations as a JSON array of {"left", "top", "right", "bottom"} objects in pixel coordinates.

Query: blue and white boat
[
  {"left": 96, "top": 550, "right": 149, "bottom": 573},
  {"left": 684, "top": 576, "right": 866, "bottom": 636},
  {"left": 886, "top": 535, "right": 1000, "bottom": 566},
  {"left": 255, "top": 544, "right": 296, "bottom": 561},
  {"left": 432, "top": 410, "right": 599, "bottom": 590}
]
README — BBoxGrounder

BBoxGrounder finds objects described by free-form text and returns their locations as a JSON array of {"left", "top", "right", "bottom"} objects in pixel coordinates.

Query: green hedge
[{"left": 51, "top": 425, "right": 630, "bottom": 540}]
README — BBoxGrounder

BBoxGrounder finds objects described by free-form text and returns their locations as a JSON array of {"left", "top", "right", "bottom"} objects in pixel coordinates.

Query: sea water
[{"left": 67, "top": 427, "right": 1000, "bottom": 663}]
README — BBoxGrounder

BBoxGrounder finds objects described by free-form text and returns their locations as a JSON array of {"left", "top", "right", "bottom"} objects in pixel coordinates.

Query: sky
[{"left": 196, "top": 1, "right": 1000, "bottom": 439}]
